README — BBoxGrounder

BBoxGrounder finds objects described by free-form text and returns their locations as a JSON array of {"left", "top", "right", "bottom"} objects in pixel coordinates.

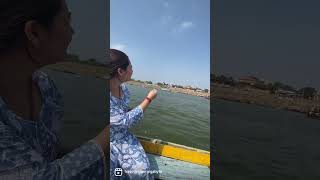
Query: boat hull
[{"left": 137, "top": 136, "right": 210, "bottom": 179}]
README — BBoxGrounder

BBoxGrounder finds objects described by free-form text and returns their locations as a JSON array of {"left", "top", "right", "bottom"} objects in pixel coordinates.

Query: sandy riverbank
[
  {"left": 127, "top": 81, "right": 210, "bottom": 99},
  {"left": 212, "top": 83, "right": 320, "bottom": 116}
]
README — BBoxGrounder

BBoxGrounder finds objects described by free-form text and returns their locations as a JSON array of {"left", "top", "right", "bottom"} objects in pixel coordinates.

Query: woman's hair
[
  {"left": 108, "top": 49, "right": 130, "bottom": 78},
  {"left": 0, "top": 0, "right": 62, "bottom": 55}
]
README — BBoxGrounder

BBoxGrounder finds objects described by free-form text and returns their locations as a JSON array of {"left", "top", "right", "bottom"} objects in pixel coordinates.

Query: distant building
[
  {"left": 315, "top": 90, "right": 320, "bottom": 101},
  {"left": 162, "top": 82, "right": 169, "bottom": 86},
  {"left": 238, "top": 76, "right": 261, "bottom": 86},
  {"left": 275, "top": 89, "right": 297, "bottom": 98},
  {"left": 172, "top": 84, "right": 183, "bottom": 88},
  {"left": 238, "top": 76, "right": 259, "bottom": 86},
  {"left": 185, "top": 86, "right": 194, "bottom": 90}
]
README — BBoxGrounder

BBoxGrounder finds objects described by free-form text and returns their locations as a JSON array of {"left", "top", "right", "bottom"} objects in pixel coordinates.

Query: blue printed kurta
[
  {"left": 110, "top": 84, "right": 153, "bottom": 180},
  {"left": 0, "top": 71, "right": 106, "bottom": 179}
]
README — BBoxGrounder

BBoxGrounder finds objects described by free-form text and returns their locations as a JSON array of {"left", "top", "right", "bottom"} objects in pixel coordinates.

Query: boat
[
  {"left": 307, "top": 111, "right": 320, "bottom": 119},
  {"left": 137, "top": 136, "right": 210, "bottom": 179},
  {"left": 307, "top": 107, "right": 320, "bottom": 119}
]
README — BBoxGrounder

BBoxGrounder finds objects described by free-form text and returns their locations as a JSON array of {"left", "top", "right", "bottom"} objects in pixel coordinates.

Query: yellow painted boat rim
[{"left": 136, "top": 135, "right": 210, "bottom": 154}]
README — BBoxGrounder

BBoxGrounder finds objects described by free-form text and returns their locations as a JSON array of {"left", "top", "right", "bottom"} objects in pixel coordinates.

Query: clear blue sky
[{"left": 111, "top": 0, "right": 210, "bottom": 89}]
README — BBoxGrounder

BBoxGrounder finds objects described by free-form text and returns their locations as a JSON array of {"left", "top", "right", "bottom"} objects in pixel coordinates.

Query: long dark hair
[
  {"left": 108, "top": 49, "right": 130, "bottom": 78},
  {"left": 0, "top": 0, "right": 62, "bottom": 55}
]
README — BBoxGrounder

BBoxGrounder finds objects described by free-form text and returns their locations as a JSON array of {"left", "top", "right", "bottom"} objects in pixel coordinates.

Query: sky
[
  {"left": 111, "top": 0, "right": 210, "bottom": 89},
  {"left": 66, "top": 0, "right": 108, "bottom": 62},
  {"left": 213, "top": 0, "right": 320, "bottom": 90}
]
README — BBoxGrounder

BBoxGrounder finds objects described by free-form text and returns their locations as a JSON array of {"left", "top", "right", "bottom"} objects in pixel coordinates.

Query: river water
[
  {"left": 213, "top": 99, "right": 320, "bottom": 179},
  {"left": 44, "top": 69, "right": 108, "bottom": 151},
  {"left": 127, "top": 84, "right": 210, "bottom": 151}
]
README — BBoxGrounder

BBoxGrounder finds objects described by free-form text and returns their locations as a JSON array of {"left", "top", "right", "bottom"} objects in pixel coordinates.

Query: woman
[
  {"left": 0, "top": 0, "right": 108, "bottom": 179},
  {"left": 109, "top": 49, "right": 157, "bottom": 180}
]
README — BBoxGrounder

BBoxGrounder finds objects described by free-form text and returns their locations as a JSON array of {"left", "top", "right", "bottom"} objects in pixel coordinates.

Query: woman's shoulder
[
  {"left": 120, "top": 83, "right": 128, "bottom": 90},
  {"left": 33, "top": 71, "right": 52, "bottom": 90},
  {"left": 121, "top": 83, "right": 131, "bottom": 101},
  {"left": 121, "top": 83, "right": 130, "bottom": 94},
  {"left": 33, "top": 71, "right": 63, "bottom": 104}
]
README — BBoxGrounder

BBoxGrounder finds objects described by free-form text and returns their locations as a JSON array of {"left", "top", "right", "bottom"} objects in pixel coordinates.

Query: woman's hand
[
  {"left": 138, "top": 89, "right": 158, "bottom": 112},
  {"left": 147, "top": 89, "right": 158, "bottom": 100}
]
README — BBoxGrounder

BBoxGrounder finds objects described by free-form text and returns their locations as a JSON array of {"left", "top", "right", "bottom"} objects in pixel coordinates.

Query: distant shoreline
[
  {"left": 44, "top": 63, "right": 319, "bottom": 118},
  {"left": 212, "top": 83, "right": 320, "bottom": 118},
  {"left": 44, "top": 61, "right": 109, "bottom": 80},
  {"left": 45, "top": 62, "right": 210, "bottom": 100},
  {"left": 127, "top": 80, "right": 210, "bottom": 99}
]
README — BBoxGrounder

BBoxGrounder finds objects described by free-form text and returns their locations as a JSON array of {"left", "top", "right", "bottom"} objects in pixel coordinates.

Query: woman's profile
[
  {"left": 109, "top": 49, "right": 158, "bottom": 180},
  {"left": 0, "top": 0, "right": 108, "bottom": 179}
]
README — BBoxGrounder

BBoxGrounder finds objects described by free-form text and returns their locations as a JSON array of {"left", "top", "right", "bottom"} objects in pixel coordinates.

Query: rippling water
[
  {"left": 213, "top": 99, "right": 320, "bottom": 178},
  {"left": 127, "top": 84, "right": 210, "bottom": 151}
]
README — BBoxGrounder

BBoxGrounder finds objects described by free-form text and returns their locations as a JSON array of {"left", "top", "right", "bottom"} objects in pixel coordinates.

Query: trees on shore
[
  {"left": 65, "top": 53, "right": 105, "bottom": 67},
  {"left": 298, "top": 87, "right": 317, "bottom": 99},
  {"left": 211, "top": 73, "right": 318, "bottom": 99}
]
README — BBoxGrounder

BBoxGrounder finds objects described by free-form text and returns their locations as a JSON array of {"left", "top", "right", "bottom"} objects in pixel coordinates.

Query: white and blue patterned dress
[
  {"left": 0, "top": 71, "right": 106, "bottom": 179},
  {"left": 110, "top": 84, "right": 153, "bottom": 180}
]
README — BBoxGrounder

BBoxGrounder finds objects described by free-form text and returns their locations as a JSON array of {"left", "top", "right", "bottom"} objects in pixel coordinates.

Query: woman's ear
[
  {"left": 117, "top": 68, "right": 124, "bottom": 76},
  {"left": 24, "top": 20, "right": 46, "bottom": 48}
]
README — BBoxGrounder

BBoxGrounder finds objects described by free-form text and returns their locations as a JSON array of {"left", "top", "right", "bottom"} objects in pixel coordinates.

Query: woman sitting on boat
[
  {"left": 109, "top": 49, "right": 158, "bottom": 179},
  {"left": 0, "top": 0, "right": 108, "bottom": 179}
]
